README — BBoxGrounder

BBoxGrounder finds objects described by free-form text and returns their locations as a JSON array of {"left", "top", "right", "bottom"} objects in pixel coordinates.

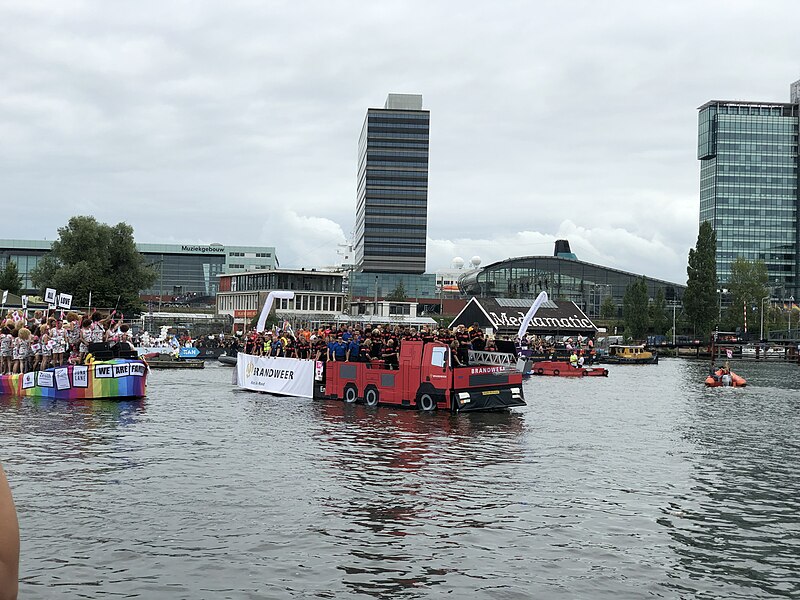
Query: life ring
[
  {"left": 365, "top": 388, "right": 379, "bottom": 407},
  {"left": 418, "top": 393, "right": 436, "bottom": 411},
  {"left": 344, "top": 385, "right": 358, "bottom": 403},
  {"left": 553, "top": 369, "right": 560, "bottom": 376}
]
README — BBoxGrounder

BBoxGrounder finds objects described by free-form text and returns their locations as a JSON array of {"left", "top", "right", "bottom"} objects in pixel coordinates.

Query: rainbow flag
[{"left": 0, "top": 359, "right": 147, "bottom": 401}]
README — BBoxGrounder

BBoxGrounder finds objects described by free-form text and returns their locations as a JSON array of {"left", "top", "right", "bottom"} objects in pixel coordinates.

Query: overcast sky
[{"left": 1, "top": 0, "right": 798, "bottom": 283}]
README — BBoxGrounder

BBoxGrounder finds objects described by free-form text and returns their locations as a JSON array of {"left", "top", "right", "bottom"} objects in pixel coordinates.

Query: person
[
  {"left": 381, "top": 339, "right": 399, "bottom": 369},
  {"left": 577, "top": 352, "right": 585, "bottom": 368},
  {"left": 0, "top": 461, "right": 19, "bottom": 600},
  {"left": 569, "top": 350, "right": 578, "bottom": 368}
]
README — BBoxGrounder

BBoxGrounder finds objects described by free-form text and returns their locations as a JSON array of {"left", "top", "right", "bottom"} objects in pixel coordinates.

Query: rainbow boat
[{"left": 0, "top": 359, "right": 148, "bottom": 401}]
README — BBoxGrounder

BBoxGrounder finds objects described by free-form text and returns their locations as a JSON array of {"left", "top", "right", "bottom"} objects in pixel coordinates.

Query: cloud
[{"left": 0, "top": 0, "right": 798, "bottom": 287}]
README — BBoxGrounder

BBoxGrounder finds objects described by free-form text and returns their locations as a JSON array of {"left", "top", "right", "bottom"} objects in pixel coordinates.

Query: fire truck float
[
  {"left": 236, "top": 340, "right": 526, "bottom": 412},
  {"left": 233, "top": 291, "right": 525, "bottom": 412}
]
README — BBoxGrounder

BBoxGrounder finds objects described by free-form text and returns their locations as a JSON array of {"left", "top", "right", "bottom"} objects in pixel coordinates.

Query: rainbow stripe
[{"left": 0, "top": 359, "right": 148, "bottom": 401}]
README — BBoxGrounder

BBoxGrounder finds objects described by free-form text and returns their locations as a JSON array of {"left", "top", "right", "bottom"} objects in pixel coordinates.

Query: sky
[{"left": 1, "top": 0, "right": 799, "bottom": 284}]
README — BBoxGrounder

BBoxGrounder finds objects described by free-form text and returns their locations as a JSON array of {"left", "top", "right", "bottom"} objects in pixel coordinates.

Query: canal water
[{"left": 1, "top": 359, "right": 799, "bottom": 599}]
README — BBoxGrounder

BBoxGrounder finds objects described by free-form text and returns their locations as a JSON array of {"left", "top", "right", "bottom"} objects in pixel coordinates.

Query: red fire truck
[{"left": 321, "top": 340, "right": 525, "bottom": 412}]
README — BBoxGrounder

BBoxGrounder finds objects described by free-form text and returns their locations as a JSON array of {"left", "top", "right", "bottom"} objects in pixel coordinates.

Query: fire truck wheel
[
  {"left": 364, "top": 387, "right": 379, "bottom": 407},
  {"left": 553, "top": 369, "right": 560, "bottom": 376},
  {"left": 536, "top": 368, "right": 544, "bottom": 375},
  {"left": 418, "top": 393, "right": 436, "bottom": 411},
  {"left": 344, "top": 385, "right": 358, "bottom": 404}
]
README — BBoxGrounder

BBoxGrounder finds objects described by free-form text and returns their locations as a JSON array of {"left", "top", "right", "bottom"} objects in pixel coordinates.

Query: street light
[{"left": 759, "top": 295, "right": 770, "bottom": 342}]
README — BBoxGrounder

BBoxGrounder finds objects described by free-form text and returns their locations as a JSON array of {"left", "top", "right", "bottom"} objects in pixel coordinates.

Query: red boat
[
  {"left": 705, "top": 368, "right": 746, "bottom": 387},
  {"left": 531, "top": 361, "right": 608, "bottom": 377}
]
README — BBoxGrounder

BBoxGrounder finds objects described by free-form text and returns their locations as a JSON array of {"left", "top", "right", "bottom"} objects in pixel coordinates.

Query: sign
[
  {"left": 179, "top": 347, "right": 200, "bottom": 358},
  {"left": 233, "top": 310, "right": 258, "bottom": 318},
  {"left": 73, "top": 365, "right": 89, "bottom": 388},
  {"left": 37, "top": 371, "right": 54, "bottom": 388},
  {"left": 21, "top": 295, "right": 28, "bottom": 309},
  {"left": 113, "top": 363, "right": 131, "bottom": 378},
  {"left": 94, "top": 364, "right": 113, "bottom": 378},
  {"left": 1, "top": 290, "right": 7, "bottom": 305},
  {"left": 55, "top": 368, "right": 71, "bottom": 390},
  {"left": 57, "top": 293, "right": 73, "bottom": 310},
  {"left": 45, "top": 288, "right": 57, "bottom": 304},
  {"left": 181, "top": 245, "right": 224, "bottom": 253},
  {"left": 236, "top": 353, "right": 314, "bottom": 398},
  {"left": 726, "top": 349, "right": 733, "bottom": 359},
  {"left": 22, "top": 372, "right": 35, "bottom": 389},
  {"left": 130, "top": 363, "right": 146, "bottom": 377}
]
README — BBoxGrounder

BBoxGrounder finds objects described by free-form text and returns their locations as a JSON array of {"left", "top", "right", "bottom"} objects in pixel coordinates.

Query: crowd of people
[
  {"left": 0, "top": 309, "right": 134, "bottom": 375},
  {"left": 238, "top": 322, "right": 502, "bottom": 369},
  {"left": 516, "top": 333, "right": 597, "bottom": 366}
]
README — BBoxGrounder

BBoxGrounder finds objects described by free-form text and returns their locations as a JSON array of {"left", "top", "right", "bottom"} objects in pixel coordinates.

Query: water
[{"left": 1, "top": 359, "right": 799, "bottom": 599}]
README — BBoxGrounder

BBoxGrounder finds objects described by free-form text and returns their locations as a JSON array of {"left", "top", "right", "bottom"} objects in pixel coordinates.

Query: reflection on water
[{"left": 0, "top": 360, "right": 798, "bottom": 598}]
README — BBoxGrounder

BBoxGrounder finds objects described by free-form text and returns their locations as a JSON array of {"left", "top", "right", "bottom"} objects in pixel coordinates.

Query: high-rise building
[
  {"left": 697, "top": 80, "right": 800, "bottom": 299},
  {"left": 354, "top": 93, "right": 429, "bottom": 274}
]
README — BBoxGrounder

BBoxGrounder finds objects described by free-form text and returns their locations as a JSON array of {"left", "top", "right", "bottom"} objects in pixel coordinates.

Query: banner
[
  {"left": 236, "top": 353, "right": 314, "bottom": 398},
  {"left": 179, "top": 347, "right": 200, "bottom": 358}
]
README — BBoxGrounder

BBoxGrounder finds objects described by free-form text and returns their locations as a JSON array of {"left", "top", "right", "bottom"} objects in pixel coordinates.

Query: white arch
[
  {"left": 517, "top": 291, "right": 549, "bottom": 339},
  {"left": 256, "top": 290, "right": 295, "bottom": 332}
]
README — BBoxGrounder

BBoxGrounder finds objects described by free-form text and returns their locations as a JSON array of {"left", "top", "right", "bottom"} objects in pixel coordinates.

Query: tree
[
  {"left": 30, "top": 216, "right": 157, "bottom": 314},
  {"left": 600, "top": 295, "right": 616, "bottom": 320},
  {"left": 649, "top": 288, "right": 670, "bottom": 336},
  {"left": 723, "top": 257, "right": 769, "bottom": 332},
  {"left": 623, "top": 276, "right": 649, "bottom": 340},
  {"left": 684, "top": 221, "right": 718, "bottom": 339},
  {"left": 387, "top": 281, "right": 407, "bottom": 301},
  {"left": 0, "top": 261, "right": 22, "bottom": 295}
]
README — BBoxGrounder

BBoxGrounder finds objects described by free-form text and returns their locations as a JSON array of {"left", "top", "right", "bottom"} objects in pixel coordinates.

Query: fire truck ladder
[{"left": 468, "top": 350, "right": 516, "bottom": 367}]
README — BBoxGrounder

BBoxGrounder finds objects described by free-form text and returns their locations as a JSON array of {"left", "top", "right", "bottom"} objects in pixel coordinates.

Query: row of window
[
  {"left": 367, "top": 112, "right": 429, "bottom": 120},
  {"left": 218, "top": 293, "right": 345, "bottom": 313}
]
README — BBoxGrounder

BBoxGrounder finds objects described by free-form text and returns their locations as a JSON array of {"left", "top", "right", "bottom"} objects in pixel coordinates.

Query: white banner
[
  {"left": 517, "top": 291, "right": 549, "bottom": 339},
  {"left": 256, "top": 290, "right": 294, "bottom": 333},
  {"left": 236, "top": 353, "right": 314, "bottom": 398}
]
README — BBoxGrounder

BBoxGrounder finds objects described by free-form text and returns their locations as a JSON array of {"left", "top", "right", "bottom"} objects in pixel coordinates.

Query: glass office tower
[
  {"left": 354, "top": 93, "right": 429, "bottom": 274},
  {"left": 698, "top": 83, "right": 800, "bottom": 299}
]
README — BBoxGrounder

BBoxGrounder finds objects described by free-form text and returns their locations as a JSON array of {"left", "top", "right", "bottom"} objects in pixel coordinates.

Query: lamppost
[
  {"left": 790, "top": 296, "right": 795, "bottom": 335},
  {"left": 759, "top": 295, "right": 770, "bottom": 342},
  {"left": 668, "top": 301, "right": 681, "bottom": 345}
]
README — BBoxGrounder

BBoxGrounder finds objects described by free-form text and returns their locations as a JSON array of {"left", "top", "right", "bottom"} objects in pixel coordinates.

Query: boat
[
  {"left": 602, "top": 344, "right": 658, "bottom": 364},
  {"left": 705, "top": 367, "right": 746, "bottom": 387},
  {"left": 218, "top": 353, "right": 237, "bottom": 366},
  {"left": 0, "top": 359, "right": 148, "bottom": 400},
  {"left": 530, "top": 360, "right": 608, "bottom": 377},
  {"left": 141, "top": 353, "right": 205, "bottom": 369}
]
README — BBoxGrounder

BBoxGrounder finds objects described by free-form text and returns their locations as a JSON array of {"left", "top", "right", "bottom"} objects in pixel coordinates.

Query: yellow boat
[{"left": 604, "top": 344, "right": 658, "bottom": 365}]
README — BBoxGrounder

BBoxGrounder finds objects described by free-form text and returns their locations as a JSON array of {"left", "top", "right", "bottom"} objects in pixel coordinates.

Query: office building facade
[
  {"left": 0, "top": 240, "right": 278, "bottom": 298},
  {"left": 354, "top": 93, "right": 429, "bottom": 274},
  {"left": 697, "top": 81, "right": 800, "bottom": 299}
]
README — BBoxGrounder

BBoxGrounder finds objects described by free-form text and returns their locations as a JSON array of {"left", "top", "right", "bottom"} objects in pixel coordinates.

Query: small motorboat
[
  {"left": 531, "top": 361, "right": 608, "bottom": 377},
  {"left": 142, "top": 352, "right": 205, "bottom": 369},
  {"left": 705, "top": 368, "right": 746, "bottom": 387},
  {"left": 218, "top": 354, "right": 237, "bottom": 367}
]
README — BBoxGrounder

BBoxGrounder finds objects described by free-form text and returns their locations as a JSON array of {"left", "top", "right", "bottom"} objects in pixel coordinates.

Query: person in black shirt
[{"left": 381, "top": 339, "right": 399, "bottom": 369}]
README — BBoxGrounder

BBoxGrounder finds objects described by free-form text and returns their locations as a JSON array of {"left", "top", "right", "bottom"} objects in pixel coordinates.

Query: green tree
[
  {"left": 649, "top": 288, "right": 669, "bottom": 336},
  {"left": 600, "top": 295, "right": 616, "bottom": 320},
  {"left": 723, "top": 257, "right": 769, "bottom": 332},
  {"left": 31, "top": 216, "right": 156, "bottom": 314},
  {"left": 0, "top": 260, "right": 22, "bottom": 295},
  {"left": 387, "top": 280, "right": 407, "bottom": 301},
  {"left": 623, "top": 276, "right": 649, "bottom": 340},
  {"left": 684, "top": 221, "right": 718, "bottom": 339}
]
